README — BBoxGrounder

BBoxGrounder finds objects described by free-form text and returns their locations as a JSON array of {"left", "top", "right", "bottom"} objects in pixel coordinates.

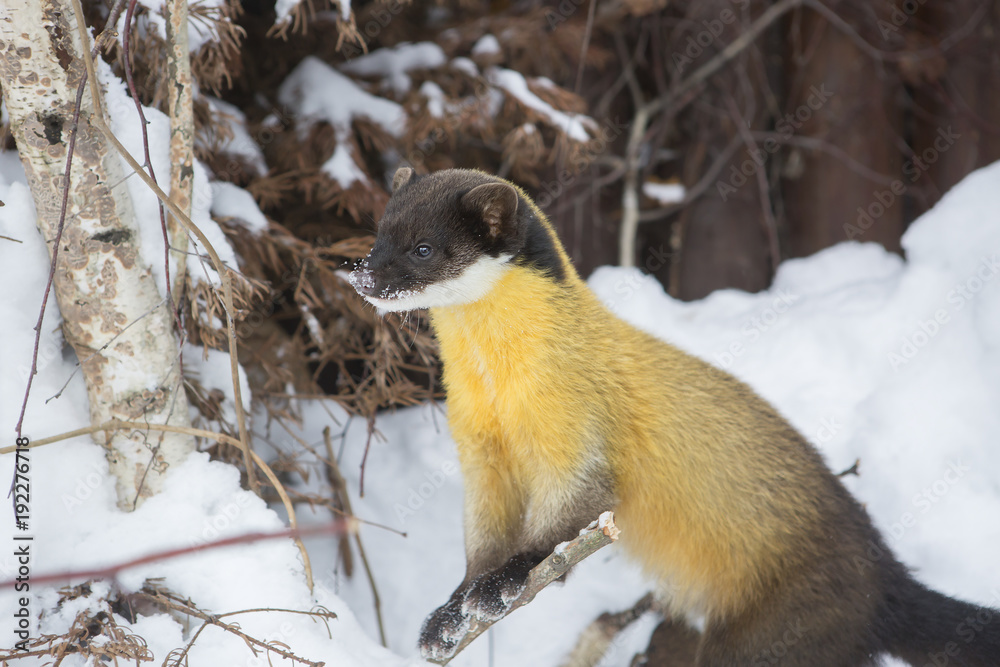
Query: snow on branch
[
  {"left": 340, "top": 41, "right": 447, "bottom": 96},
  {"left": 279, "top": 56, "right": 406, "bottom": 189},
  {"left": 488, "top": 67, "right": 598, "bottom": 143}
]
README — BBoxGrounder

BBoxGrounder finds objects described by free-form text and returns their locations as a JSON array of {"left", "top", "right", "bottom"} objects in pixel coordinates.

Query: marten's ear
[
  {"left": 461, "top": 183, "right": 519, "bottom": 240},
  {"left": 392, "top": 167, "right": 414, "bottom": 192}
]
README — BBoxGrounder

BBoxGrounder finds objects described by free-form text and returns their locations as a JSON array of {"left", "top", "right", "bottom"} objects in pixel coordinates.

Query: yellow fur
[{"left": 429, "top": 198, "right": 828, "bottom": 621}]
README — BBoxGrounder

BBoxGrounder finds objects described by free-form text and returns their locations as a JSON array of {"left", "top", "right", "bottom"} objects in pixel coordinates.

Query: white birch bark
[{"left": 0, "top": 0, "right": 195, "bottom": 509}]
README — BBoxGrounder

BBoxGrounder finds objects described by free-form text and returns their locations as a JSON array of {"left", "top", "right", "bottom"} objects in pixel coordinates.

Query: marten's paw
[
  {"left": 419, "top": 596, "right": 469, "bottom": 661},
  {"left": 461, "top": 569, "right": 527, "bottom": 622}
]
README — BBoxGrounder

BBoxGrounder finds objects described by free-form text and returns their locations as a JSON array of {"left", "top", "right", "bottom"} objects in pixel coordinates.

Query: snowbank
[{"left": 2, "top": 146, "right": 999, "bottom": 665}]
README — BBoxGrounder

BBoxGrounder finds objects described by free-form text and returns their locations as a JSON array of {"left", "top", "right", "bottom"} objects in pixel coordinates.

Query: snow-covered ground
[{"left": 2, "top": 147, "right": 999, "bottom": 665}]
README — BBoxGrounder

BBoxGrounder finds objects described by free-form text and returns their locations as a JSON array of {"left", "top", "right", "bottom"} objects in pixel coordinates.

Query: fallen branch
[
  {"left": 560, "top": 592, "right": 657, "bottom": 667},
  {"left": 433, "top": 511, "right": 621, "bottom": 665},
  {"left": 142, "top": 586, "right": 334, "bottom": 667}
]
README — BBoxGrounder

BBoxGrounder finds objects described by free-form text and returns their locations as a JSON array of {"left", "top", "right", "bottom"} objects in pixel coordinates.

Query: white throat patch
[{"left": 365, "top": 254, "right": 513, "bottom": 312}]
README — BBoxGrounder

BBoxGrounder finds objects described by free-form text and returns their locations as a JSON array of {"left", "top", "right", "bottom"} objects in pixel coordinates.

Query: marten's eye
[{"left": 413, "top": 243, "right": 434, "bottom": 259}]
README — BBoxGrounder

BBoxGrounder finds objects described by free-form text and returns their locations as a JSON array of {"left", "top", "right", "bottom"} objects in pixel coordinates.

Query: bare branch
[
  {"left": 432, "top": 512, "right": 621, "bottom": 665},
  {"left": 163, "top": 0, "right": 196, "bottom": 301},
  {"left": 651, "top": 0, "right": 803, "bottom": 118},
  {"left": 561, "top": 593, "right": 658, "bottom": 667},
  {"left": 141, "top": 587, "right": 334, "bottom": 667},
  {"left": 573, "top": 0, "right": 597, "bottom": 95},
  {"left": 724, "top": 94, "right": 780, "bottom": 273}
]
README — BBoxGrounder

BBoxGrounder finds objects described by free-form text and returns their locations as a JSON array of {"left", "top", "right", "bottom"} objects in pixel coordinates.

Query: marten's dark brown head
[{"left": 349, "top": 167, "right": 565, "bottom": 311}]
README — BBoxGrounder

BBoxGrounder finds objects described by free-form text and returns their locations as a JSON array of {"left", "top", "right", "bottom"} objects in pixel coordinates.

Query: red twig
[
  {"left": 12, "top": 93, "right": 81, "bottom": 446},
  {"left": 0, "top": 520, "right": 350, "bottom": 590},
  {"left": 122, "top": 0, "right": 183, "bottom": 337}
]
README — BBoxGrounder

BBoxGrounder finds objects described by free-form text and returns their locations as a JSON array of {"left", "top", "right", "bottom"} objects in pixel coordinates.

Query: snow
[
  {"left": 98, "top": 58, "right": 235, "bottom": 289},
  {"left": 210, "top": 181, "right": 269, "bottom": 234},
  {"left": 419, "top": 81, "right": 447, "bottom": 118},
  {"left": 276, "top": 0, "right": 351, "bottom": 26},
  {"left": 340, "top": 42, "right": 448, "bottom": 96},
  {"left": 487, "top": 67, "right": 597, "bottom": 142},
  {"left": 279, "top": 57, "right": 407, "bottom": 189},
  {"left": 471, "top": 34, "right": 501, "bottom": 56},
  {"left": 204, "top": 96, "right": 268, "bottom": 177},
  {"left": 642, "top": 180, "right": 686, "bottom": 205},
  {"left": 449, "top": 56, "right": 479, "bottom": 77},
  {"left": 183, "top": 342, "right": 252, "bottom": 424},
  {"left": 3, "top": 122, "right": 1000, "bottom": 667},
  {"left": 115, "top": 0, "right": 230, "bottom": 54}
]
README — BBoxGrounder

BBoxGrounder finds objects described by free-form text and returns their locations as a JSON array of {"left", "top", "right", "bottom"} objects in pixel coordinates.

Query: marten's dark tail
[{"left": 880, "top": 573, "right": 1000, "bottom": 666}]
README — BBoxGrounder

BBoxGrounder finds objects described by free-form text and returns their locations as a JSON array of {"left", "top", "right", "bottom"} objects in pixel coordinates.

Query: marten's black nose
[{"left": 349, "top": 267, "right": 377, "bottom": 296}]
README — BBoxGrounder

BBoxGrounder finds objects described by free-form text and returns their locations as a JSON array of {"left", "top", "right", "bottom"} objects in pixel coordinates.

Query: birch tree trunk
[{"left": 0, "top": 0, "right": 195, "bottom": 509}]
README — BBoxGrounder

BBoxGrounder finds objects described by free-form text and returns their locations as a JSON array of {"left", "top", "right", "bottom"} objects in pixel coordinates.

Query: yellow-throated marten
[{"left": 349, "top": 167, "right": 1000, "bottom": 666}]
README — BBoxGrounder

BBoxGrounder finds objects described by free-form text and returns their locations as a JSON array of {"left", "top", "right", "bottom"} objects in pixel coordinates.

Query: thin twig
[
  {"left": 800, "top": 0, "right": 988, "bottom": 64},
  {"left": 140, "top": 589, "right": 332, "bottom": 667},
  {"left": 12, "top": 35, "right": 87, "bottom": 444},
  {"left": 0, "top": 520, "right": 349, "bottom": 590},
  {"left": 359, "top": 413, "right": 376, "bottom": 497},
  {"left": 652, "top": 0, "right": 803, "bottom": 119},
  {"left": 324, "top": 427, "right": 388, "bottom": 647},
  {"left": 724, "top": 94, "right": 780, "bottom": 273},
  {"left": 614, "top": 0, "right": 802, "bottom": 267},
  {"left": 637, "top": 133, "right": 742, "bottom": 222},
  {"left": 748, "top": 131, "right": 898, "bottom": 187},
  {"left": 121, "top": 0, "right": 179, "bottom": 330},
  {"left": 46, "top": 298, "right": 168, "bottom": 403},
  {"left": 616, "top": 33, "right": 649, "bottom": 268},
  {"left": 573, "top": 0, "right": 597, "bottom": 95}
]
